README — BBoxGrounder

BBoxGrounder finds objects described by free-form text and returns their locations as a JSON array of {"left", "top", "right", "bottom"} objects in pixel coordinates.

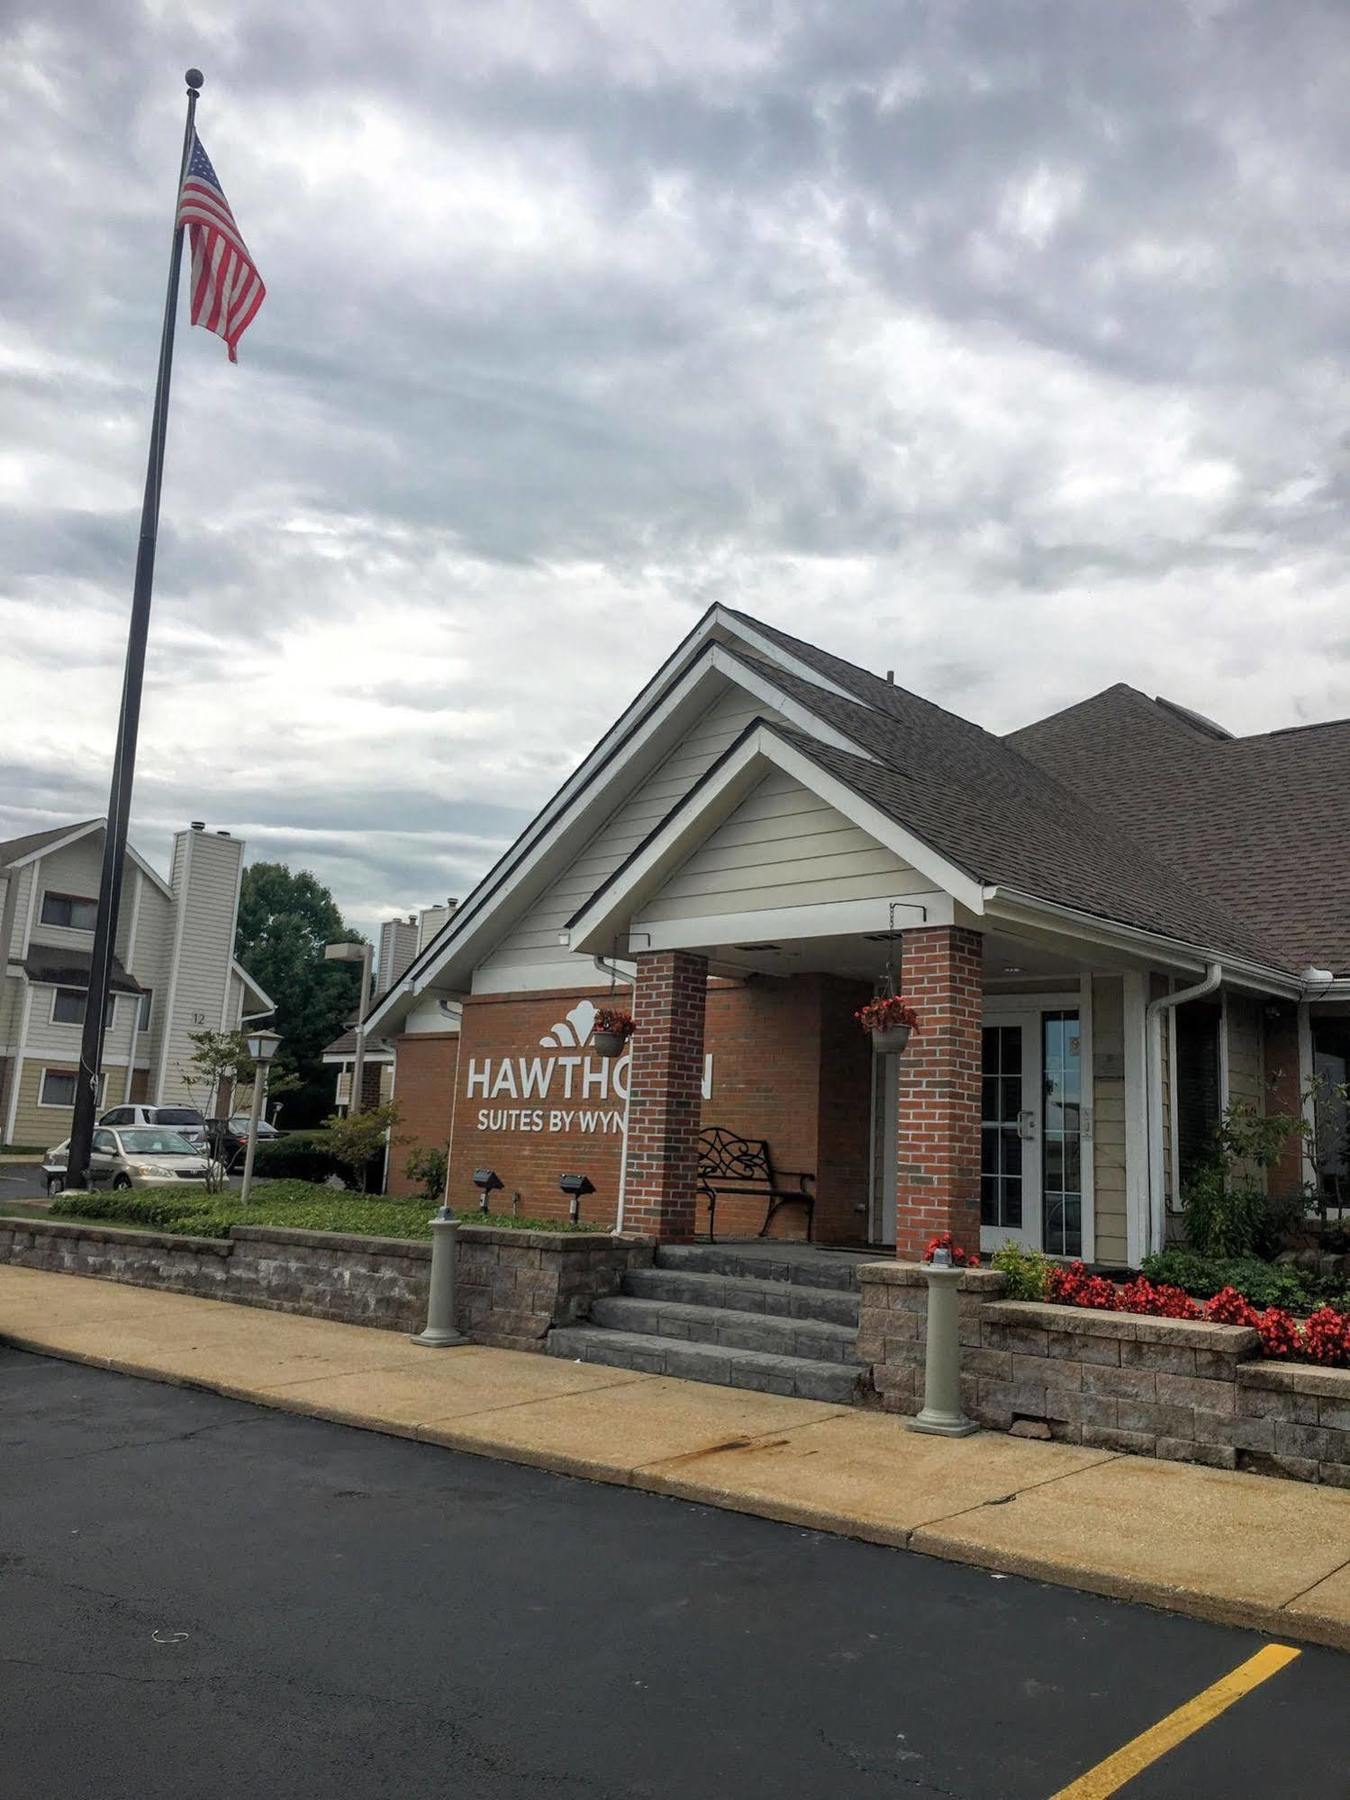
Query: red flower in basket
[{"left": 856, "top": 995, "right": 920, "bottom": 1035}]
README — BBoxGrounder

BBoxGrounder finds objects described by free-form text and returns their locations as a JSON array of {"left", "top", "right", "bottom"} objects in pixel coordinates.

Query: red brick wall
[
  {"left": 815, "top": 976, "right": 877, "bottom": 1244},
  {"left": 895, "top": 926, "right": 984, "bottom": 1261},
  {"left": 425, "top": 972, "right": 879, "bottom": 1238},
  {"left": 389, "top": 1033, "right": 461, "bottom": 1198},
  {"left": 445, "top": 990, "right": 625, "bottom": 1220}
]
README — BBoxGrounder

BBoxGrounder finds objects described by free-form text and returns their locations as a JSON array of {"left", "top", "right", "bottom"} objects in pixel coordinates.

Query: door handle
[{"left": 1017, "top": 1110, "right": 1036, "bottom": 1141}]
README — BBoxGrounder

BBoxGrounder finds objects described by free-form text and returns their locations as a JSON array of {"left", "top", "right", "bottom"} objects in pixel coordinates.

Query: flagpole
[{"left": 65, "top": 69, "right": 204, "bottom": 1191}]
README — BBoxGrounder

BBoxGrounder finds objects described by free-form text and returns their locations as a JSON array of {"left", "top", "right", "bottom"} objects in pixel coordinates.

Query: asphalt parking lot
[{"left": 1, "top": 1347, "right": 1345, "bottom": 1800}]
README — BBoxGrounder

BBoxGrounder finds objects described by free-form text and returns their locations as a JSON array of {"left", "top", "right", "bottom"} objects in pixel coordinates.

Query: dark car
[{"left": 207, "top": 1114, "right": 282, "bottom": 1170}]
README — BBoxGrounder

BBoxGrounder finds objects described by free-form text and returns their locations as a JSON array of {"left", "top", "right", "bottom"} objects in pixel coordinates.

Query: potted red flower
[
  {"left": 855, "top": 993, "right": 919, "bottom": 1055},
  {"left": 592, "top": 1007, "right": 635, "bottom": 1059}
]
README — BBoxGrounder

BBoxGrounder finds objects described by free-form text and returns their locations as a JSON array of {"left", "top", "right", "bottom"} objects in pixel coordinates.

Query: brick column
[
  {"left": 624, "top": 950, "right": 708, "bottom": 1240},
  {"left": 893, "top": 925, "right": 984, "bottom": 1262}
]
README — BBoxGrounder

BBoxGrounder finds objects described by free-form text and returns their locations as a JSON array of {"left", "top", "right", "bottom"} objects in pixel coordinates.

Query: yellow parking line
[{"left": 1048, "top": 1643, "right": 1301, "bottom": 1799}]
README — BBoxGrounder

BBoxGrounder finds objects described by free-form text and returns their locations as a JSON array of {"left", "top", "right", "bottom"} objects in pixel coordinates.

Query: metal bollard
[
  {"left": 905, "top": 1249, "right": 978, "bottom": 1437},
  {"left": 411, "top": 1205, "right": 469, "bottom": 1348}
]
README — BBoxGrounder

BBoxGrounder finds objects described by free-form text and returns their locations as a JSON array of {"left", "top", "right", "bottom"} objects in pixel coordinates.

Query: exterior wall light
[
  {"left": 473, "top": 1167, "right": 504, "bottom": 1214},
  {"left": 559, "top": 1171, "right": 595, "bottom": 1224}
]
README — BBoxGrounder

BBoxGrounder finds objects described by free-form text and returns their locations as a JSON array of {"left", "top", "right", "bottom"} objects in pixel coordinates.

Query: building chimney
[
  {"left": 215, "top": 829, "right": 230, "bottom": 837},
  {"left": 190, "top": 820, "right": 205, "bottom": 831},
  {"left": 885, "top": 671, "right": 895, "bottom": 684}
]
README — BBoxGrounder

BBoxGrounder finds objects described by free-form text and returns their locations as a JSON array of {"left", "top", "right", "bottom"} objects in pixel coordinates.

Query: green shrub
[
  {"left": 1140, "top": 1248, "right": 1312, "bottom": 1311},
  {"left": 252, "top": 1131, "right": 347, "bottom": 1183},
  {"left": 990, "top": 1241, "right": 1051, "bottom": 1301},
  {"left": 47, "top": 1181, "right": 597, "bottom": 1240},
  {"left": 404, "top": 1145, "right": 449, "bottom": 1205}
]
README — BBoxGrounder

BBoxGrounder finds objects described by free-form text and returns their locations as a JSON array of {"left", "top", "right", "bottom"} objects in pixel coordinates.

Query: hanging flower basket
[
  {"left": 592, "top": 1007, "right": 635, "bottom": 1059},
  {"left": 855, "top": 994, "right": 919, "bottom": 1056}
]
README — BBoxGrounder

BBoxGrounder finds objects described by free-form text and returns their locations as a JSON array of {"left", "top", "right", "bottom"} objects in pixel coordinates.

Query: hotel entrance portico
[{"left": 367, "top": 605, "right": 1335, "bottom": 1290}]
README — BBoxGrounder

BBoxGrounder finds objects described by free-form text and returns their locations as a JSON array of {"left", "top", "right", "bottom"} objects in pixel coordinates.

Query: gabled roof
[
  {"left": 1009, "top": 687, "right": 1350, "bottom": 975},
  {"left": 370, "top": 607, "right": 1318, "bottom": 1030},
  {"left": 0, "top": 819, "right": 103, "bottom": 867},
  {"left": 0, "top": 816, "right": 175, "bottom": 901},
  {"left": 732, "top": 659, "right": 1277, "bottom": 965}
]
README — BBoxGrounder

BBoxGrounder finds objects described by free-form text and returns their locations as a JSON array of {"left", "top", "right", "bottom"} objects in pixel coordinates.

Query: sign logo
[{"left": 465, "top": 999, "right": 712, "bottom": 1137}]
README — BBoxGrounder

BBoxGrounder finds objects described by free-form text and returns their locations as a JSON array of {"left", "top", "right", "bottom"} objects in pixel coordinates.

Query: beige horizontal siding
[
  {"left": 480, "top": 683, "right": 767, "bottom": 973},
  {"left": 638, "top": 769, "right": 920, "bottom": 925}
]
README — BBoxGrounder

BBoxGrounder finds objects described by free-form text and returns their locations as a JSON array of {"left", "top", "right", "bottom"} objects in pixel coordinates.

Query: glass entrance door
[{"left": 980, "top": 1014, "right": 1042, "bottom": 1252}]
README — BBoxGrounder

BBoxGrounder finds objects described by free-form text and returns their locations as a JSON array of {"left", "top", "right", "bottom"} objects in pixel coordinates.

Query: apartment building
[{"left": 0, "top": 817, "right": 272, "bottom": 1145}]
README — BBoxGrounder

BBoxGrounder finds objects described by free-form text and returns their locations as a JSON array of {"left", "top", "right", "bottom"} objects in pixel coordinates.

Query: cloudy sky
[{"left": 3, "top": 1, "right": 1349, "bottom": 936}]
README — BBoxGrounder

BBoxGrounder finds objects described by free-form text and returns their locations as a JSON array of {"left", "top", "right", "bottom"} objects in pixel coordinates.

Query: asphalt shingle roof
[
  {"left": 720, "top": 611, "right": 1310, "bottom": 972},
  {"left": 1007, "top": 686, "right": 1350, "bottom": 975},
  {"left": 0, "top": 820, "right": 101, "bottom": 868}
]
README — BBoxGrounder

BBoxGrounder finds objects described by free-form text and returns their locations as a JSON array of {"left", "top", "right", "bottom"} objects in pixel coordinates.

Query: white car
[
  {"left": 98, "top": 1103, "right": 210, "bottom": 1149},
  {"left": 43, "top": 1126, "right": 224, "bottom": 1196}
]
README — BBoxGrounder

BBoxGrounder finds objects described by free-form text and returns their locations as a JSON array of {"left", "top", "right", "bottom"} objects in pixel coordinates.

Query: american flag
[{"left": 175, "top": 133, "right": 265, "bottom": 362}]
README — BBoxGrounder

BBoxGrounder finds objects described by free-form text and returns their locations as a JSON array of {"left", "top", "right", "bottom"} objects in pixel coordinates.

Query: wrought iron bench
[{"left": 696, "top": 1127, "right": 816, "bottom": 1242}]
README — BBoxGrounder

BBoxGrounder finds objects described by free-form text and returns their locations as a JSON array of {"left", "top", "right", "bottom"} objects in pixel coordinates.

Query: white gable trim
[
  {"left": 232, "top": 959, "right": 275, "bottom": 1012},
  {"left": 566, "top": 724, "right": 987, "bottom": 953},
  {"left": 365, "top": 622, "right": 883, "bottom": 1034}
]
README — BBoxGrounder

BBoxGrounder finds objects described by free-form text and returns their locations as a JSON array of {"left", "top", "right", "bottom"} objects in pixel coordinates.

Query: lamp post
[
  {"left": 324, "top": 940, "right": 373, "bottom": 1114},
  {"left": 238, "top": 1028, "right": 282, "bottom": 1207}
]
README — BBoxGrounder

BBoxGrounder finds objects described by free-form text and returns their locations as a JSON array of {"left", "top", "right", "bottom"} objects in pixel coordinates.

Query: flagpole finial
[{"left": 185, "top": 68, "right": 204, "bottom": 94}]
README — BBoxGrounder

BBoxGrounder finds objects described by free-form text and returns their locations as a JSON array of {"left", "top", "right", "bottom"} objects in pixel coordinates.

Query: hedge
[{"left": 46, "top": 1181, "right": 597, "bottom": 1240}]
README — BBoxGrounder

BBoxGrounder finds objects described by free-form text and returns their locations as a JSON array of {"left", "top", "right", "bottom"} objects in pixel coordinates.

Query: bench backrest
[{"left": 698, "top": 1126, "right": 775, "bottom": 1188}]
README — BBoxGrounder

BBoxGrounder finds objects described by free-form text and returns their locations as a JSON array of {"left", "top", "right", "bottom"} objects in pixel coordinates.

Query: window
[
  {"left": 136, "top": 989, "right": 153, "bottom": 1032},
  {"left": 1042, "top": 1012, "right": 1083, "bottom": 1258},
  {"left": 40, "top": 892, "right": 99, "bottom": 931},
  {"left": 50, "top": 988, "right": 116, "bottom": 1028},
  {"left": 40, "top": 1069, "right": 106, "bottom": 1108},
  {"left": 101, "top": 1107, "right": 134, "bottom": 1125}
]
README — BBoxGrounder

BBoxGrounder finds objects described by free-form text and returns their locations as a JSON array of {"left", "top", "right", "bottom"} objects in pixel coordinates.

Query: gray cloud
[{"left": 2, "top": 0, "right": 1349, "bottom": 935}]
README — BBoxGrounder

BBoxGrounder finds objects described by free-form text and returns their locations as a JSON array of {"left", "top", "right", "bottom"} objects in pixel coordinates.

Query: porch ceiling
[{"left": 686, "top": 926, "right": 1098, "bottom": 984}]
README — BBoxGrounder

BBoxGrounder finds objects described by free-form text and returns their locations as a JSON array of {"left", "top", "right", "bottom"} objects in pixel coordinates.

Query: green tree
[{"left": 234, "top": 863, "right": 366, "bottom": 1128}]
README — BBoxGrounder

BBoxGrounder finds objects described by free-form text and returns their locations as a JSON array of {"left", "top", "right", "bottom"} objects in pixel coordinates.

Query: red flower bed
[{"left": 1039, "top": 1265, "right": 1350, "bottom": 1368}]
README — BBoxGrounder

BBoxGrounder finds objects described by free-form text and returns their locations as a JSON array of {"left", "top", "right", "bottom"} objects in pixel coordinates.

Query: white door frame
[
  {"left": 980, "top": 1006, "right": 1045, "bottom": 1254},
  {"left": 981, "top": 989, "right": 1096, "bottom": 1260}
]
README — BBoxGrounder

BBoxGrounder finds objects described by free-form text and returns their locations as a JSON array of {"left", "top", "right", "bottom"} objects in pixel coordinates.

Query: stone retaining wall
[
  {"left": 859, "top": 1262, "right": 1350, "bottom": 1486},
  {"left": 0, "top": 1216, "right": 647, "bottom": 1349}
]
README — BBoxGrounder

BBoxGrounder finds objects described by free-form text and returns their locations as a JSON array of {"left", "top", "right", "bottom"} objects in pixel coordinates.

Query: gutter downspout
[
  {"left": 594, "top": 955, "right": 635, "bottom": 1236},
  {"left": 1145, "top": 962, "right": 1221, "bottom": 1259}
]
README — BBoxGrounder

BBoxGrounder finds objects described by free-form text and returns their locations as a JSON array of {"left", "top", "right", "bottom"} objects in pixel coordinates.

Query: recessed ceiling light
[{"left": 1001, "top": 965, "right": 1025, "bottom": 974}]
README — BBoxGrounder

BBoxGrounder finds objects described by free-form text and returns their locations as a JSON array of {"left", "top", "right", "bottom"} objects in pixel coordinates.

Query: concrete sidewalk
[{"left": 3, "top": 1264, "right": 1347, "bottom": 1651}]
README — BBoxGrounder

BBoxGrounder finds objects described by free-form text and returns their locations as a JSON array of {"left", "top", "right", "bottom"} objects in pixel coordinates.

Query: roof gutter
[
  {"left": 982, "top": 887, "right": 1298, "bottom": 997},
  {"left": 1143, "top": 962, "right": 1222, "bottom": 1261}
]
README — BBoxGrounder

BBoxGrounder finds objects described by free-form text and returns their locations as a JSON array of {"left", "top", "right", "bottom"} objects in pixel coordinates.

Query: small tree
[
  {"left": 321, "top": 1102, "right": 402, "bottom": 1193},
  {"left": 178, "top": 1029, "right": 254, "bottom": 1191}
]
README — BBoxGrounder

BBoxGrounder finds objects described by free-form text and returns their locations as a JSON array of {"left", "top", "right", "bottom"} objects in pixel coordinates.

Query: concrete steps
[
  {"left": 546, "top": 1242, "right": 868, "bottom": 1404},
  {"left": 548, "top": 1326, "right": 864, "bottom": 1404}
]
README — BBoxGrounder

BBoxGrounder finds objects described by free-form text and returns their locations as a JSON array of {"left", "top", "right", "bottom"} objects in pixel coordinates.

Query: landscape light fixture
[
  {"left": 558, "top": 1172, "right": 595, "bottom": 1224},
  {"left": 239, "top": 1029, "right": 284, "bottom": 1209},
  {"left": 473, "top": 1167, "right": 504, "bottom": 1214},
  {"left": 324, "top": 940, "right": 374, "bottom": 1114}
]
